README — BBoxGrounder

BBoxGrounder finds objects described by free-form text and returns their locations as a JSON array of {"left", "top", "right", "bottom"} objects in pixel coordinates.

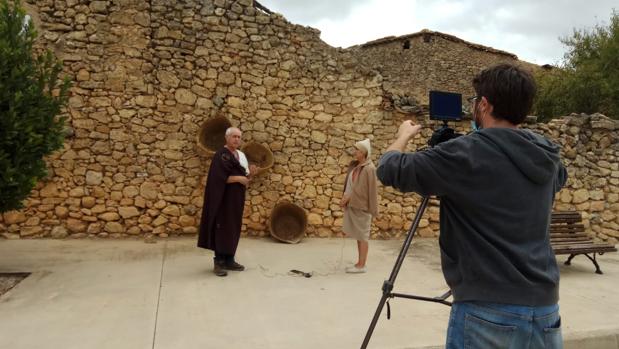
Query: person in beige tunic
[{"left": 341, "top": 139, "right": 379, "bottom": 273}]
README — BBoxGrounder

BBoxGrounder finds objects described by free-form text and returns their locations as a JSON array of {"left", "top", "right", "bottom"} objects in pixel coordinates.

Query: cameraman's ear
[{"left": 480, "top": 96, "right": 493, "bottom": 115}]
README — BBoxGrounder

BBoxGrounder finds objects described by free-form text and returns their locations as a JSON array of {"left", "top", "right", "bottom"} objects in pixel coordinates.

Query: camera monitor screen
[{"left": 429, "top": 90, "right": 462, "bottom": 121}]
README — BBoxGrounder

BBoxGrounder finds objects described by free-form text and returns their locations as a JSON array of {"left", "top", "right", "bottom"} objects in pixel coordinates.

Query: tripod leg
[{"left": 360, "top": 197, "right": 430, "bottom": 349}]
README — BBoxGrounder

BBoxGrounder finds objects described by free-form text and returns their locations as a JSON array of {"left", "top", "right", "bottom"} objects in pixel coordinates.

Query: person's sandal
[{"left": 345, "top": 265, "right": 367, "bottom": 274}]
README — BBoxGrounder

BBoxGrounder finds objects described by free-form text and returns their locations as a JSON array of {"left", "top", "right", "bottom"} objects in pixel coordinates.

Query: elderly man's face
[
  {"left": 354, "top": 148, "right": 367, "bottom": 161},
  {"left": 225, "top": 129, "right": 242, "bottom": 149}
]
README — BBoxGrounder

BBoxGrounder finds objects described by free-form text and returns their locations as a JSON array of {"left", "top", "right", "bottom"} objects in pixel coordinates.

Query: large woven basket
[
  {"left": 241, "top": 142, "right": 274, "bottom": 175},
  {"left": 269, "top": 201, "right": 307, "bottom": 244},
  {"left": 196, "top": 116, "right": 232, "bottom": 155}
]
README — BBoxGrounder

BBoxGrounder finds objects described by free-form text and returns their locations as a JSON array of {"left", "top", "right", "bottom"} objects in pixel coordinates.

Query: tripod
[{"left": 360, "top": 196, "right": 452, "bottom": 349}]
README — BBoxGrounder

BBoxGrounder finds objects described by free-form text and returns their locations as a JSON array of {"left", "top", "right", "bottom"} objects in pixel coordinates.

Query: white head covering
[{"left": 355, "top": 138, "right": 371, "bottom": 158}]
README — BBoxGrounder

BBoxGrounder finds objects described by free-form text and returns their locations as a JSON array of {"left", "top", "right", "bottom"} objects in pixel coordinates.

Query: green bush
[
  {"left": 0, "top": 0, "right": 71, "bottom": 213},
  {"left": 534, "top": 11, "right": 619, "bottom": 122}
]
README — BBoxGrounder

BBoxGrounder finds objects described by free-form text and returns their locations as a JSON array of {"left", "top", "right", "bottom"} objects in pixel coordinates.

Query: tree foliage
[
  {"left": 0, "top": 0, "right": 71, "bottom": 213},
  {"left": 534, "top": 11, "right": 619, "bottom": 121}
]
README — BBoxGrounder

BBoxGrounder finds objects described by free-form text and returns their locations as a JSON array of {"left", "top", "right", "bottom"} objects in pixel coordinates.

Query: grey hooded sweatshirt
[{"left": 377, "top": 128, "right": 568, "bottom": 306}]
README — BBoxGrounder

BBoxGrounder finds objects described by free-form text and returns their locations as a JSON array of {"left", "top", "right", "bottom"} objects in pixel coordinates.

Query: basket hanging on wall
[
  {"left": 196, "top": 116, "right": 232, "bottom": 155},
  {"left": 241, "top": 142, "right": 274, "bottom": 175},
  {"left": 269, "top": 201, "right": 307, "bottom": 244}
]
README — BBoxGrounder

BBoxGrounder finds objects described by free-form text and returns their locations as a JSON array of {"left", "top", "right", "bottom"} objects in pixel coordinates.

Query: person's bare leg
[{"left": 356, "top": 240, "right": 369, "bottom": 268}]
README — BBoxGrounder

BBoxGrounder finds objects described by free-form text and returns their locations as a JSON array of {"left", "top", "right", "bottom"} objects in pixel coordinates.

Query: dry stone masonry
[
  {"left": 1, "top": 0, "right": 617, "bottom": 244},
  {"left": 530, "top": 114, "right": 619, "bottom": 243}
]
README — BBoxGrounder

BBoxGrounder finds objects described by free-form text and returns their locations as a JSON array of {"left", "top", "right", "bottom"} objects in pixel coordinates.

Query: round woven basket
[
  {"left": 196, "top": 116, "right": 232, "bottom": 155},
  {"left": 241, "top": 142, "right": 274, "bottom": 175},
  {"left": 269, "top": 201, "right": 307, "bottom": 244}
]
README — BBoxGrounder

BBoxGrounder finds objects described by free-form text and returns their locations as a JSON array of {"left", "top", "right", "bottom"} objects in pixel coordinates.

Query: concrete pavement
[{"left": 0, "top": 237, "right": 617, "bottom": 349}]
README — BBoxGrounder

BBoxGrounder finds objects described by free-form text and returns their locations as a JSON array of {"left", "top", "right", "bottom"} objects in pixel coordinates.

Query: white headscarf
[{"left": 355, "top": 138, "right": 371, "bottom": 158}]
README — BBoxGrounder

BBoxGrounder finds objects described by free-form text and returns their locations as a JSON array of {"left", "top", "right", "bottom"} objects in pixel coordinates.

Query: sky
[{"left": 258, "top": 0, "right": 617, "bottom": 65}]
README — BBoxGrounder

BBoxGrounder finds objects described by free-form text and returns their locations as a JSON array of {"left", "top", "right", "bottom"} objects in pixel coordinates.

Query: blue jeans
[{"left": 446, "top": 301, "right": 562, "bottom": 349}]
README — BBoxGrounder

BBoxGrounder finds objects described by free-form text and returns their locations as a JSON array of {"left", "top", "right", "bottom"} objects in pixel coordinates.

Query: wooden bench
[{"left": 550, "top": 211, "right": 617, "bottom": 274}]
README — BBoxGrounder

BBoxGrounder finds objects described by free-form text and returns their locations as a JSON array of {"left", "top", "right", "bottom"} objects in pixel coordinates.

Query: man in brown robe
[{"left": 197, "top": 127, "right": 254, "bottom": 277}]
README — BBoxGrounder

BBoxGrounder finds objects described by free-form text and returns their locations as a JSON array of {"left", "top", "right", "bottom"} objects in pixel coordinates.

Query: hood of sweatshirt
[{"left": 475, "top": 128, "right": 563, "bottom": 184}]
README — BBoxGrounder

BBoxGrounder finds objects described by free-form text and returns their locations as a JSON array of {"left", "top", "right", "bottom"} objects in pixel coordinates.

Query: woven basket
[
  {"left": 241, "top": 142, "right": 274, "bottom": 175},
  {"left": 196, "top": 116, "right": 232, "bottom": 155},
  {"left": 269, "top": 201, "right": 307, "bottom": 244}
]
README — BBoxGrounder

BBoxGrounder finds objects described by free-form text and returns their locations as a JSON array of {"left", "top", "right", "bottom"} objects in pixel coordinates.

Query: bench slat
[
  {"left": 550, "top": 230, "right": 585, "bottom": 235},
  {"left": 551, "top": 212, "right": 581, "bottom": 218},
  {"left": 550, "top": 218, "right": 582, "bottom": 224},
  {"left": 552, "top": 225, "right": 581, "bottom": 230},
  {"left": 551, "top": 214, "right": 581, "bottom": 220},
  {"left": 550, "top": 232, "right": 588, "bottom": 239},
  {"left": 551, "top": 238, "right": 593, "bottom": 244},
  {"left": 553, "top": 244, "right": 617, "bottom": 253},
  {"left": 552, "top": 242, "right": 596, "bottom": 248}
]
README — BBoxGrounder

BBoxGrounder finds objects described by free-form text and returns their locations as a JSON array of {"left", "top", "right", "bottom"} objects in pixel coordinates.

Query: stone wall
[
  {"left": 1, "top": 1, "right": 617, "bottom": 243},
  {"left": 2, "top": 0, "right": 391, "bottom": 240},
  {"left": 530, "top": 114, "right": 619, "bottom": 243}
]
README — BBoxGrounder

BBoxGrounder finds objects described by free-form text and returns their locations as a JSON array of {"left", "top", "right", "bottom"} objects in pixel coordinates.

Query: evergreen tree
[{"left": 0, "top": 0, "right": 71, "bottom": 213}]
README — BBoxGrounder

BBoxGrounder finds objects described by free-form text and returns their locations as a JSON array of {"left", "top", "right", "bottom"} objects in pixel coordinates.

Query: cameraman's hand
[
  {"left": 385, "top": 120, "right": 422, "bottom": 153},
  {"left": 397, "top": 120, "right": 422, "bottom": 141}
]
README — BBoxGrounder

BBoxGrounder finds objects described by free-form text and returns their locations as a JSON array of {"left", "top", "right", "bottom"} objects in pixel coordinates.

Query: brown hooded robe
[{"left": 197, "top": 147, "right": 247, "bottom": 255}]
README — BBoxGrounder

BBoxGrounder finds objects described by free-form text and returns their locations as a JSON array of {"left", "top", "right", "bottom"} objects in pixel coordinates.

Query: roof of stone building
[
  {"left": 358, "top": 29, "right": 518, "bottom": 59},
  {"left": 254, "top": 0, "right": 273, "bottom": 14}
]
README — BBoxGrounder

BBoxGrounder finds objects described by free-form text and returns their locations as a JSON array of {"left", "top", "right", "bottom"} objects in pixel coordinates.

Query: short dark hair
[{"left": 472, "top": 63, "right": 536, "bottom": 125}]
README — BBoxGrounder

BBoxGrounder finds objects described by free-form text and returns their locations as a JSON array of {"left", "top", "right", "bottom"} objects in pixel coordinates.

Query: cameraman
[{"left": 377, "top": 64, "right": 567, "bottom": 349}]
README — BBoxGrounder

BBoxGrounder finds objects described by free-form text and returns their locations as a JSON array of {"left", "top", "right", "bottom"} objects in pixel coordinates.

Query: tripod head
[{"left": 428, "top": 120, "right": 462, "bottom": 147}]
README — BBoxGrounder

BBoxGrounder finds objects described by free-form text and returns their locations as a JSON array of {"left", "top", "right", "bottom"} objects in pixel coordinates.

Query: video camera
[{"left": 427, "top": 90, "right": 463, "bottom": 147}]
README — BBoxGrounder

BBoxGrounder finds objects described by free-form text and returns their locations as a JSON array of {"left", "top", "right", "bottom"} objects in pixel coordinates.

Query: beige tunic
[{"left": 343, "top": 166, "right": 372, "bottom": 241}]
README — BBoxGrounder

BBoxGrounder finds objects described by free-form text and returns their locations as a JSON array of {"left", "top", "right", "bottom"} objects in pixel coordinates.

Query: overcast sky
[{"left": 258, "top": 0, "right": 617, "bottom": 65}]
